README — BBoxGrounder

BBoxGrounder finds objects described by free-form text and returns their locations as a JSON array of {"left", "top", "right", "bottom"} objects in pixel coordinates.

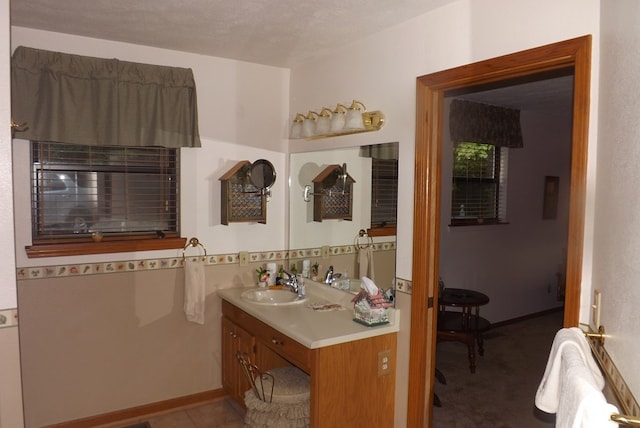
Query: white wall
[
  {"left": 0, "top": 0, "right": 23, "bottom": 426},
  {"left": 594, "top": 0, "right": 640, "bottom": 401},
  {"left": 11, "top": 28, "right": 291, "bottom": 268},
  {"left": 289, "top": 1, "right": 600, "bottom": 425}
]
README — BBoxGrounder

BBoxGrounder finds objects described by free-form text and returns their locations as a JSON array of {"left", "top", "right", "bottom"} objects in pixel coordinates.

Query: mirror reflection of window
[{"left": 360, "top": 142, "right": 398, "bottom": 236}]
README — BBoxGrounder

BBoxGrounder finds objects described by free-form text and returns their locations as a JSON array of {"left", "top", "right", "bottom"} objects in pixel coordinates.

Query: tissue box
[
  {"left": 353, "top": 304, "right": 389, "bottom": 326},
  {"left": 351, "top": 291, "right": 391, "bottom": 326}
]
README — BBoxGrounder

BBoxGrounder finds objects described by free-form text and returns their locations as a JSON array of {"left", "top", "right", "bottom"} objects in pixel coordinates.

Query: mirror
[
  {"left": 248, "top": 159, "right": 276, "bottom": 190},
  {"left": 289, "top": 142, "right": 398, "bottom": 298}
]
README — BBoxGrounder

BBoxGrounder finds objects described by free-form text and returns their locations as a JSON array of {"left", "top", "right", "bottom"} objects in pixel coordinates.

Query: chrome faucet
[
  {"left": 324, "top": 266, "right": 342, "bottom": 286},
  {"left": 283, "top": 271, "right": 305, "bottom": 298},
  {"left": 324, "top": 266, "right": 334, "bottom": 284}
]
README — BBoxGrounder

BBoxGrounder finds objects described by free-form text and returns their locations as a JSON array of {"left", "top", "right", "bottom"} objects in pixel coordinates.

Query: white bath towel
[
  {"left": 556, "top": 344, "right": 619, "bottom": 428},
  {"left": 357, "top": 246, "right": 375, "bottom": 281},
  {"left": 184, "top": 258, "right": 206, "bottom": 325},
  {"left": 535, "top": 328, "right": 604, "bottom": 413},
  {"left": 535, "top": 327, "right": 618, "bottom": 428}
]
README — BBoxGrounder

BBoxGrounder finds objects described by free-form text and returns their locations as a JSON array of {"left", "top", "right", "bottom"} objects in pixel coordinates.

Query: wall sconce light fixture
[{"left": 290, "top": 100, "right": 385, "bottom": 139}]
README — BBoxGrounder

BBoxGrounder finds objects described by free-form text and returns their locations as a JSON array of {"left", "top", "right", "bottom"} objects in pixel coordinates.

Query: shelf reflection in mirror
[{"left": 289, "top": 142, "right": 398, "bottom": 303}]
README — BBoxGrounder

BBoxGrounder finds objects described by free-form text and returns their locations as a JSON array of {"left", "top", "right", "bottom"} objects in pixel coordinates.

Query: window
[
  {"left": 450, "top": 142, "right": 508, "bottom": 226},
  {"left": 29, "top": 142, "right": 181, "bottom": 256},
  {"left": 370, "top": 157, "right": 398, "bottom": 234}
]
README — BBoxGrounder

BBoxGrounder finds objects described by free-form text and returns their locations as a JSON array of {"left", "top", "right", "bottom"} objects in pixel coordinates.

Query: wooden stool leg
[
  {"left": 466, "top": 333, "right": 476, "bottom": 373},
  {"left": 477, "top": 332, "right": 485, "bottom": 356}
]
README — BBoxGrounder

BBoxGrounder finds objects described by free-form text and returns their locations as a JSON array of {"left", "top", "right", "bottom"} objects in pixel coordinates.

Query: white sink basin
[{"left": 240, "top": 288, "right": 306, "bottom": 306}]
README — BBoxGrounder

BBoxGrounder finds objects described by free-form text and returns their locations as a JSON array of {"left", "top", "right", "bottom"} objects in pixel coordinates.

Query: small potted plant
[{"left": 256, "top": 266, "right": 269, "bottom": 287}]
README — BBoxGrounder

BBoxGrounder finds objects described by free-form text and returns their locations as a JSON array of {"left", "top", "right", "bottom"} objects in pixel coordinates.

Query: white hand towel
[
  {"left": 184, "top": 258, "right": 205, "bottom": 325},
  {"left": 357, "top": 246, "right": 375, "bottom": 280},
  {"left": 535, "top": 327, "right": 605, "bottom": 413},
  {"left": 557, "top": 345, "right": 618, "bottom": 428}
]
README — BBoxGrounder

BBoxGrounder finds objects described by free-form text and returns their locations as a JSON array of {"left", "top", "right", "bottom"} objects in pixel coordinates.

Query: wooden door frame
[{"left": 407, "top": 35, "right": 592, "bottom": 427}]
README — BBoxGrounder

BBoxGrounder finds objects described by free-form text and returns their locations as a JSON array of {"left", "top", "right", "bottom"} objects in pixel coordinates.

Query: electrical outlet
[
  {"left": 239, "top": 251, "right": 249, "bottom": 267},
  {"left": 592, "top": 290, "right": 602, "bottom": 329},
  {"left": 378, "top": 349, "right": 391, "bottom": 376},
  {"left": 321, "top": 245, "right": 330, "bottom": 259}
]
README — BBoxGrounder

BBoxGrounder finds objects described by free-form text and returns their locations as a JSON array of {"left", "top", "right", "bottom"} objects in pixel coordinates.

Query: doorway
[{"left": 406, "top": 36, "right": 592, "bottom": 427}]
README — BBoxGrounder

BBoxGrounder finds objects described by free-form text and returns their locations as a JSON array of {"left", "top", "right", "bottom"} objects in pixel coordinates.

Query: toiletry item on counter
[
  {"left": 302, "top": 259, "right": 310, "bottom": 278},
  {"left": 266, "top": 263, "right": 277, "bottom": 286},
  {"left": 339, "top": 270, "right": 350, "bottom": 290}
]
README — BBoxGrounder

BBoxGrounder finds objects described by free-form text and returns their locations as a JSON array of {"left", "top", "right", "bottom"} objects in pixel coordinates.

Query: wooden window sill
[
  {"left": 367, "top": 226, "right": 396, "bottom": 237},
  {"left": 26, "top": 237, "right": 187, "bottom": 258}
]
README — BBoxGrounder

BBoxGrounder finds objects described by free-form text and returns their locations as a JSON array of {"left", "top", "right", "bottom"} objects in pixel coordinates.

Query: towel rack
[
  {"left": 354, "top": 229, "right": 373, "bottom": 249},
  {"left": 582, "top": 326, "right": 640, "bottom": 426},
  {"left": 182, "top": 237, "right": 207, "bottom": 261}
]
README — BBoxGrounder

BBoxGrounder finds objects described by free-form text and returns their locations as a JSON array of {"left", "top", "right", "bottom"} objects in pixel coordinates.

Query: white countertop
[{"left": 217, "top": 280, "right": 399, "bottom": 349}]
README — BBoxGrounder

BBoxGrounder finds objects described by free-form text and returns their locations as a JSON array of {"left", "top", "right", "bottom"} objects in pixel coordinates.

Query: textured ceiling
[
  {"left": 10, "top": 0, "right": 573, "bottom": 112},
  {"left": 10, "top": 0, "right": 456, "bottom": 67}
]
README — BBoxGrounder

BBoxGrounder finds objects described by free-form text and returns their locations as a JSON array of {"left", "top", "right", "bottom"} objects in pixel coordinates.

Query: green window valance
[
  {"left": 11, "top": 46, "right": 201, "bottom": 148},
  {"left": 449, "top": 99, "right": 523, "bottom": 148}
]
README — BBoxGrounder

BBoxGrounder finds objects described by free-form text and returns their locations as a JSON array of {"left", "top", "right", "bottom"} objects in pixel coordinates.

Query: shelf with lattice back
[
  {"left": 312, "top": 164, "right": 355, "bottom": 222},
  {"left": 220, "top": 161, "right": 267, "bottom": 224}
]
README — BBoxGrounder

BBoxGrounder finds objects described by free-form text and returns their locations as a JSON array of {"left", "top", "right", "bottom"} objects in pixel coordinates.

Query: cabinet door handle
[{"left": 271, "top": 337, "right": 284, "bottom": 346}]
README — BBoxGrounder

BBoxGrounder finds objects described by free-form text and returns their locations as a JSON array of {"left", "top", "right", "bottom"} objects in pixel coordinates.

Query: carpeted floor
[{"left": 432, "top": 309, "right": 563, "bottom": 427}]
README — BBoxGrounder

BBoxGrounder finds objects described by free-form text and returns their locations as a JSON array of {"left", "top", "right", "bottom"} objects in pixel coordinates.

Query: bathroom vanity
[{"left": 218, "top": 280, "right": 399, "bottom": 427}]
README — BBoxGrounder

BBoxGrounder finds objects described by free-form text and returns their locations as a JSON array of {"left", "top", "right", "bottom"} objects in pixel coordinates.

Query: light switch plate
[
  {"left": 592, "top": 289, "right": 602, "bottom": 329},
  {"left": 321, "top": 245, "right": 330, "bottom": 259},
  {"left": 239, "top": 251, "right": 249, "bottom": 266}
]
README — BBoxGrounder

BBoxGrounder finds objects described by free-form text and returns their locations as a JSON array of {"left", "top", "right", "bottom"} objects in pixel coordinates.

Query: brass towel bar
[{"left": 582, "top": 326, "right": 640, "bottom": 426}]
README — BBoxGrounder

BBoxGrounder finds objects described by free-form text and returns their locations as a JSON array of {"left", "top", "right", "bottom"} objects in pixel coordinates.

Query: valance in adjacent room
[
  {"left": 11, "top": 46, "right": 201, "bottom": 148},
  {"left": 449, "top": 99, "right": 523, "bottom": 148}
]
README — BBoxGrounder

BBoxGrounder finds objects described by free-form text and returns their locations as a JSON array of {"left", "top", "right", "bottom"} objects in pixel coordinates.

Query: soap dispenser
[{"left": 340, "top": 270, "right": 351, "bottom": 291}]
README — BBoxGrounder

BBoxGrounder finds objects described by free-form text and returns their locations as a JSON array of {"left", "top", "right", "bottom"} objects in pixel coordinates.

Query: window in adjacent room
[
  {"left": 450, "top": 142, "right": 508, "bottom": 226},
  {"left": 31, "top": 141, "right": 179, "bottom": 242}
]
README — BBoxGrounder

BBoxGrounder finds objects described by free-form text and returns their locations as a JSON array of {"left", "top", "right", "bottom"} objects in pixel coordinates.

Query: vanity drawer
[
  {"left": 251, "top": 319, "right": 311, "bottom": 372},
  {"left": 221, "top": 300, "right": 310, "bottom": 372}
]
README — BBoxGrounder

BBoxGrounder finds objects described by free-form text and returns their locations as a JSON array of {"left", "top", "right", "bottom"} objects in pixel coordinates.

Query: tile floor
[{"left": 115, "top": 399, "right": 245, "bottom": 428}]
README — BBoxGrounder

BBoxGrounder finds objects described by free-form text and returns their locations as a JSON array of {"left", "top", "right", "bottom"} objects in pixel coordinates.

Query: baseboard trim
[
  {"left": 45, "top": 389, "right": 227, "bottom": 428},
  {"left": 491, "top": 306, "right": 564, "bottom": 329}
]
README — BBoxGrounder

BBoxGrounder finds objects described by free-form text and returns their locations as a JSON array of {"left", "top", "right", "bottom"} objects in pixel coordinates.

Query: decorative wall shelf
[
  {"left": 311, "top": 165, "right": 355, "bottom": 222},
  {"left": 219, "top": 161, "right": 267, "bottom": 225}
]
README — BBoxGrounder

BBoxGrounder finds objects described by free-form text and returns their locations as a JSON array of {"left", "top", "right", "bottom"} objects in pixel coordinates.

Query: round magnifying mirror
[{"left": 248, "top": 159, "right": 276, "bottom": 190}]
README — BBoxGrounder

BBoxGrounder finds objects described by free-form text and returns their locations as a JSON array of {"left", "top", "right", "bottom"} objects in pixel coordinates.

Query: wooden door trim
[{"left": 407, "top": 35, "right": 592, "bottom": 427}]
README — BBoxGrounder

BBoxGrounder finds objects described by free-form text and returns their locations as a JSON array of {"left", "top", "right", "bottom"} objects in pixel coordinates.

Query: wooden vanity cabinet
[
  {"left": 221, "top": 300, "right": 397, "bottom": 427},
  {"left": 221, "top": 316, "right": 255, "bottom": 405}
]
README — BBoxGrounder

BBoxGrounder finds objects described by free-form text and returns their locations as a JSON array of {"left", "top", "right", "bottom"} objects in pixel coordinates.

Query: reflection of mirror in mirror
[
  {"left": 289, "top": 142, "right": 398, "bottom": 300},
  {"left": 248, "top": 159, "right": 276, "bottom": 190}
]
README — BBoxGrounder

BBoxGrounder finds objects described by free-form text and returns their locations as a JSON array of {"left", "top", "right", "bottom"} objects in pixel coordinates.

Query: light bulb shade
[
  {"left": 289, "top": 113, "right": 304, "bottom": 139},
  {"left": 330, "top": 104, "right": 347, "bottom": 132},
  {"left": 315, "top": 107, "right": 332, "bottom": 135},
  {"left": 302, "top": 111, "right": 318, "bottom": 137},
  {"left": 344, "top": 100, "right": 366, "bottom": 130},
  {"left": 315, "top": 115, "right": 331, "bottom": 135}
]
